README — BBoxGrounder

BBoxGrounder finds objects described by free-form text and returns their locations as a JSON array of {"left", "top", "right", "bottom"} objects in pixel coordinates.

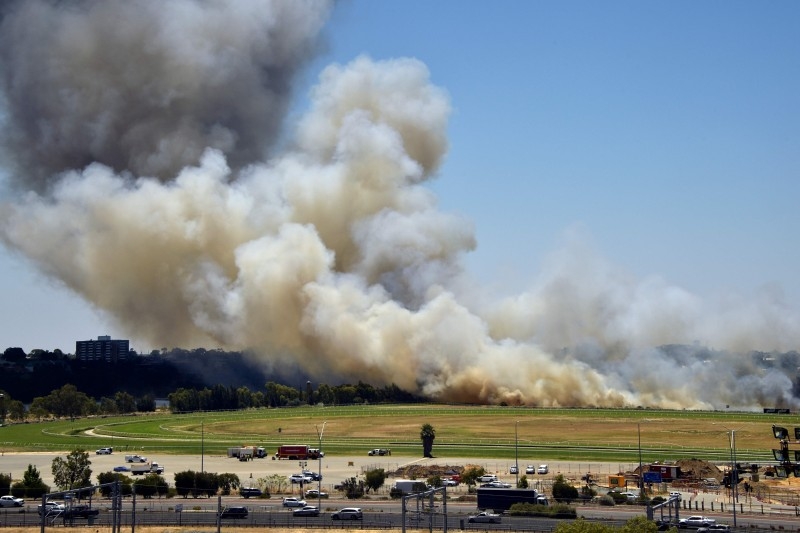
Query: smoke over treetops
[{"left": 0, "top": 0, "right": 798, "bottom": 410}]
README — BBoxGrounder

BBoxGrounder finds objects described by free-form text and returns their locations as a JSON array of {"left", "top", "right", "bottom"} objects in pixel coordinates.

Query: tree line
[
  {"left": 0, "top": 379, "right": 422, "bottom": 422},
  {"left": 0, "top": 346, "right": 423, "bottom": 415}
]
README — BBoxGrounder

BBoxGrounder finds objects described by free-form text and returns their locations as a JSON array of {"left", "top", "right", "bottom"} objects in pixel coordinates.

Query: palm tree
[{"left": 420, "top": 423, "right": 436, "bottom": 458}]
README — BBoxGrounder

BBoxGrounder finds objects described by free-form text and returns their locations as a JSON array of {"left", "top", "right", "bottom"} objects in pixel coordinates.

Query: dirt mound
[
  {"left": 392, "top": 463, "right": 469, "bottom": 479},
  {"left": 676, "top": 458, "right": 722, "bottom": 480}
]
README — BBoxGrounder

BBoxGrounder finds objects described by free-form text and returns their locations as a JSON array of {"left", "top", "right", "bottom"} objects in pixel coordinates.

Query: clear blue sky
[{"left": 1, "top": 0, "right": 798, "bottom": 354}]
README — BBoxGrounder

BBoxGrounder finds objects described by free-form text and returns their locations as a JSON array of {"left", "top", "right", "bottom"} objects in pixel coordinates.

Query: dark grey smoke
[{"left": 0, "top": 0, "right": 331, "bottom": 191}]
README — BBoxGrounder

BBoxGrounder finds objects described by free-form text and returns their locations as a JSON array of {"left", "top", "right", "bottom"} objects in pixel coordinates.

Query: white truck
[
  {"left": 227, "top": 446, "right": 266, "bottom": 461},
  {"left": 130, "top": 462, "right": 164, "bottom": 475}
]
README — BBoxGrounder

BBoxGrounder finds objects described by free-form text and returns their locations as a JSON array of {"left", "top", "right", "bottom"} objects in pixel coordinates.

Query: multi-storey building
[{"left": 75, "top": 335, "right": 129, "bottom": 363}]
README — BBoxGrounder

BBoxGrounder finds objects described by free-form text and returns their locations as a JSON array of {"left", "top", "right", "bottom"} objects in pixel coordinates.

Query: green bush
[
  {"left": 598, "top": 495, "right": 615, "bottom": 506},
  {"left": 509, "top": 502, "right": 576, "bottom": 518}
]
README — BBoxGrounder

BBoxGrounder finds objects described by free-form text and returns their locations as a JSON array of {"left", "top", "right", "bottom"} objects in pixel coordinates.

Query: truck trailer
[
  {"left": 476, "top": 488, "right": 543, "bottom": 513},
  {"left": 273, "top": 445, "right": 324, "bottom": 460}
]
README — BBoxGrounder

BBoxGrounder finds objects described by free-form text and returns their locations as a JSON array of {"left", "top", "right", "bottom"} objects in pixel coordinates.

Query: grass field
[{"left": 2, "top": 404, "right": 798, "bottom": 464}]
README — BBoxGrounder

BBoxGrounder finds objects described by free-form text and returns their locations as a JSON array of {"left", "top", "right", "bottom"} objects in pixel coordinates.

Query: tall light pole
[
  {"left": 200, "top": 420, "right": 204, "bottom": 473},
  {"left": 315, "top": 421, "right": 326, "bottom": 507},
  {"left": 637, "top": 423, "right": 643, "bottom": 496},
  {"left": 728, "top": 429, "right": 738, "bottom": 528},
  {"left": 714, "top": 423, "right": 738, "bottom": 528},
  {"left": 514, "top": 421, "right": 519, "bottom": 487}
]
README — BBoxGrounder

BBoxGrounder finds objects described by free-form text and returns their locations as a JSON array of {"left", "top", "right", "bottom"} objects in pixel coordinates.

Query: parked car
[
  {"left": 305, "top": 489, "right": 329, "bottom": 499},
  {"left": 697, "top": 525, "right": 731, "bottom": 532},
  {"left": 113, "top": 465, "right": 130, "bottom": 472},
  {"left": 477, "top": 474, "right": 498, "bottom": 483},
  {"left": 481, "top": 480, "right": 512, "bottom": 488},
  {"left": 0, "top": 495, "right": 23, "bottom": 507},
  {"left": 63, "top": 505, "right": 100, "bottom": 519},
  {"left": 443, "top": 478, "right": 459, "bottom": 486},
  {"left": 303, "top": 470, "right": 322, "bottom": 481},
  {"left": 331, "top": 507, "right": 363, "bottom": 520},
  {"left": 282, "top": 497, "right": 306, "bottom": 508},
  {"left": 509, "top": 464, "right": 519, "bottom": 474},
  {"left": 239, "top": 487, "right": 263, "bottom": 498},
  {"left": 679, "top": 515, "right": 716, "bottom": 528},
  {"left": 220, "top": 506, "right": 248, "bottom": 519},
  {"left": 537, "top": 464, "right": 549, "bottom": 474},
  {"left": 292, "top": 505, "right": 320, "bottom": 517},
  {"left": 468, "top": 511, "right": 501, "bottom": 524},
  {"left": 289, "top": 474, "right": 314, "bottom": 484},
  {"left": 525, "top": 465, "right": 536, "bottom": 474},
  {"left": 669, "top": 491, "right": 682, "bottom": 500},
  {"left": 95, "top": 447, "right": 113, "bottom": 455}
]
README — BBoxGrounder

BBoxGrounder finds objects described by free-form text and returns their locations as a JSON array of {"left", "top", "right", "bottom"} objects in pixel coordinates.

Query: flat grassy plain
[{"left": 1, "top": 405, "right": 797, "bottom": 464}]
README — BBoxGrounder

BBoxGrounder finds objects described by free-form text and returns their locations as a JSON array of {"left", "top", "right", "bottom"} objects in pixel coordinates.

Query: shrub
[{"left": 598, "top": 495, "right": 615, "bottom": 506}]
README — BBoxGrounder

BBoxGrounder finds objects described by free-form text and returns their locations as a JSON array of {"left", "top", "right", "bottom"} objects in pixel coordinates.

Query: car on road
[
  {"left": 537, "top": 464, "right": 549, "bottom": 474},
  {"left": 679, "top": 515, "right": 716, "bottom": 528},
  {"left": 289, "top": 474, "right": 314, "bottom": 484},
  {"left": 282, "top": 497, "right": 306, "bottom": 508},
  {"left": 481, "top": 480, "right": 512, "bottom": 488},
  {"left": 37, "top": 502, "right": 65, "bottom": 515},
  {"left": 669, "top": 491, "right": 682, "bottom": 500},
  {"left": 509, "top": 464, "right": 518, "bottom": 474},
  {"left": 368, "top": 448, "right": 391, "bottom": 456},
  {"left": 0, "top": 495, "right": 23, "bottom": 507},
  {"left": 292, "top": 505, "right": 320, "bottom": 517},
  {"left": 304, "top": 489, "right": 329, "bottom": 498},
  {"left": 95, "top": 447, "right": 113, "bottom": 455},
  {"left": 468, "top": 511, "right": 501, "bottom": 524},
  {"left": 239, "top": 487, "right": 263, "bottom": 498},
  {"left": 331, "top": 507, "right": 363, "bottom": 520},
  {"left": 697, "top": 525, "right": 731, "bottom": 532},
  {"left": 63, "top": 505, "right": 100, "bottom": 519},
  {"left": 219, "top": 506, "right": 248, "bottom": 519},
  {"left": 525, "top": 465, "right": 536, "bottom": 474},
  {"left": 113, "top": 465, "right": 130, "bottom": 472}
]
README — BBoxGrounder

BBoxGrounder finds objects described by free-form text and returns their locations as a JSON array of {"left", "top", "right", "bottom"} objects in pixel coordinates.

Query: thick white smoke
[{"left": 0, "top": 1, "right": 798, "bottom": 410}]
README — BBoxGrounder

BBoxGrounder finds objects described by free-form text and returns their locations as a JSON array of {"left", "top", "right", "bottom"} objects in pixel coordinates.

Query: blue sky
[{"left": 1, "top": 0, "right": 798, "bottom": 354}]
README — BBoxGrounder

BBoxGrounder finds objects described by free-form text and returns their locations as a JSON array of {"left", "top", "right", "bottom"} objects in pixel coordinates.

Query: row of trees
[
  {"left": 0, "top": 378, "right": 421, "bottom": 422},
  {"left": 0, "top": 385, "right": 156, "bottom": 423},
  {"left": 0, "top": 346, "right": 426, "bottom": 407},
  {"left": 168, "top": 381, "right": 421, "bottom": 413}
]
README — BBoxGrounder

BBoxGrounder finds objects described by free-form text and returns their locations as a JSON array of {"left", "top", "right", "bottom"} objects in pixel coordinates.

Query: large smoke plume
[{"left": 1, "top": 1, "right": 798, "bottom": 410}]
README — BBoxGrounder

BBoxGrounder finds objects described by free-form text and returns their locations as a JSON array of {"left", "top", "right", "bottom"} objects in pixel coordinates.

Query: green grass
[{"left": 1, "top": 404, "right": 797, "bottom": 463}]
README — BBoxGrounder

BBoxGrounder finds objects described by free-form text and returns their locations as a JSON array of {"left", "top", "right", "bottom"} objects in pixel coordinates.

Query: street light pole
[
  {"left": 514, "top": 421, "right": 519, "bottom": 487},
  {"left": 315, "top": 421, "right": 326, "bottom": 507},
  {"left": 638, "top": 423, "right": 643, "bottom": 496},
  {"left": 729, "top": 429, "right": 738, "bottom": 528},
  {"left": 714, "top": 423, "right": 738, "bottom": 529}
]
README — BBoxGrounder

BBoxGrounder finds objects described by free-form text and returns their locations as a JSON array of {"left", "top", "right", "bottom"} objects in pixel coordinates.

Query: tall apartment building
[{"left": 75, "top": 335, "right": 130, "bottom": 363}]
